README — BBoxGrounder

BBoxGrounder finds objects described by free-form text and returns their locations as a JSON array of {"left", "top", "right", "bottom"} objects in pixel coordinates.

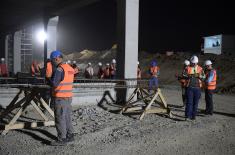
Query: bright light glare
[{"left": 36, "top": 30, "right": 47, "bottom": 44}]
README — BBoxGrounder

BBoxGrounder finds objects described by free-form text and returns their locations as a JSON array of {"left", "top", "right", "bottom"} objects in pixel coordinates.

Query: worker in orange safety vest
[
  {"left": 30, "top": 60, "right": 41, "bottom": 77},
  {"left": 148, "top": 60, "right": 160, "bottom": 92},
  {"left": 49, "top": 50, "right": 75, "bottom": 146},
  {"left": 204, "top": 60, "right": 217, "bottom": 115},
  {"left": 176, "top": 59, "right": 190, "bottom": 107},
  {"left": 184, "top": 55, "right": 205, "bottom": 120},
  {"left": 104, "top": 63, "right": 110, "bottom": 79}
]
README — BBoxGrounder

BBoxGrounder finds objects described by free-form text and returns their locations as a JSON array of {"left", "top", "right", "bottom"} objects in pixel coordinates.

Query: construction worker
[
  {"left": 66, "top": 60, "right": 72, "bottom": 65},
  {"left": 176, "top": 60, "right": 190, "bottom": 107},
  {"left": 104, "top": 63, "right": 110, "bottom": 79},
  {"left": 0, "top": 58, "right": 8, "bottom": 77},
  {"left": 30, "top": 60, "right": 41, "bottom": 77},
  {"left": 137, "top": 61, "right": 141, "bottom": 79},
  {"left": 204, "top": 60, "right": 217, "bottom": 115},
  {"left": 184, "top": 56, "right": 205, "bottom": 120},
  {"left": 71, "top": 61, "right": 77, "bottom": 68},
  {"left": 71, "top": 61, "right": 79, "bottom": 78},
  {"left": 97, "top": 62, "right": 104, "bottom": 79},
  {"left": 84, "top": 62, "right": 94, "bottom": 79},
  {"left": 46, "top": 59, "right": 54, "bottom": 80},
  {"left": 149, "top": 60, "right": 160, "bottom": 92},
  {"left": 110, "top": 59, "right": 116, "bottom": 79},
  {"left": 50, "top": 50, "right": 75, "bottom": 146}
]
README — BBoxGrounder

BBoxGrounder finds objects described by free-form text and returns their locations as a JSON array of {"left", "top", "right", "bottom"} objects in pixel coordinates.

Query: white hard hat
[
  {"left": 73, "top": 60, "right": 76, "bottom": 64},
  {"left": 112, "top": 59, "right": 116, "bottom": 63},
  {"left": 204, "top": 60, "right": 212, "bottom": 66},
  {"left": 88, "top": 62, "right": 91, "bottom": 65},
  {"left": 106, "top": 63, "right": 110, "bottom": 66},
  {"left": 137, "top": 61, "right": 139, "bottom": 65},
  {"left": 98, "top": 62, "right": 102, "bottom": 66},
  {"left": 190, "top": 56, "right": 199, "bottom": 64},
  {"left": 1, "top": 58, "right": 5, "bottom": 61},
  {"left": 67, "top": 60, "right": 71, "bottom": 64},
  {"left": 184, "top": 60, "right": 190, "bottom": 66}
]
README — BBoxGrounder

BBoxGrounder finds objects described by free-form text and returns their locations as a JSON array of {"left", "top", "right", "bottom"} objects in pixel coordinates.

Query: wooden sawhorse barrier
[
  {"left": 0, "top": 87, "right": 54, "bottom": 135},
  {"left": 120, "top": 88, "right": 172, "bottom": 120}
]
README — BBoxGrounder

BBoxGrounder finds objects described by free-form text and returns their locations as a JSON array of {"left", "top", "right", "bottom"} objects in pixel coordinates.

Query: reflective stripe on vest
[
  {"left": 53, "top": 64, "right": 74, "bottom": 98},
  {"left": 206, "top": 69, "right": 217, "bottom": 90},
  {"left": 186, "top": 65, "right": 203, "bottom": 88}
]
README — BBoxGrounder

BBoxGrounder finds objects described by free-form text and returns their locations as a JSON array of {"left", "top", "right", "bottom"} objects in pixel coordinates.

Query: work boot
[
  {"left": 50, "top": 138, "right": 67, "bottom": 146},
  {"left": 66, "top": 134, "right": 75, "bottom": 142}
]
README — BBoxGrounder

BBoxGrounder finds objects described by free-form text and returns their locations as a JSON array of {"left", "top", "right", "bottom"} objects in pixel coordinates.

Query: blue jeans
[
  {"left": 149, "top": 77, "right": 158, "bottom": 91},
  {"left": 185, "top": 87, "right": 201, "bottom": 119}
]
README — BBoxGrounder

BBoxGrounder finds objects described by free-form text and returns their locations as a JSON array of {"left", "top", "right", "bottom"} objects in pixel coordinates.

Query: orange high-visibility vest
[
  {"left": 186, "top": 65, "right": 203, "bottom": 88},
  {"left": 150, "top": 66, "right": 159, "bottom": 77},
  {"left": 179, "top": 66, "right": 188, "bottom": 87},
  {"left": 53, "top": 64, "right": 74, "bottom": 98},
  {"left": 31, "top": 62, "right": 40, "bottom": 76},
  {"left": 46, "top": 61, "right": 53, "bottom": 78},
  {"left": 104, "top": 67, "right": 110, "bottom": 78},
  {"left": 0, "top": 64, "right": 8, "bottom": 77},
  {"left": 206, "top": 69, "right": 217, "bottom": 90}
]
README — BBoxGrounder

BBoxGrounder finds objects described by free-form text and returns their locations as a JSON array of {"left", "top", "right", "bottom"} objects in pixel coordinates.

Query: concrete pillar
[
  {"left": 116, "top": 0, "right": 139, "bottom": 102},
  {"left": 5, "top": 34, "right": 14, "bottom": 74},
  {"left": 13, "top": 31, "right": 22, "bottom": 74},
  {"left": 47, "top": 16, "right": 59, "bottom": 58},
  {"left": 5, "top": 35, "right": 9, "bottom": 65}
]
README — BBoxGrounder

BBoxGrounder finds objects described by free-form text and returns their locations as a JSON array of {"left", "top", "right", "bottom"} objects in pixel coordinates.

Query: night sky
[{"left": 1, "top": 0, "right": 235, "bottom": 57}]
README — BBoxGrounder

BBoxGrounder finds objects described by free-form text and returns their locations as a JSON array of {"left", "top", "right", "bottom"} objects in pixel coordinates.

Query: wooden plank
[
  {"left": 1, "top": 107, "right": 23, "bottom": 135},
  {"left": 31, "top": 101, "right": 49, "bottom": 121},
  {"left": 120, "top": 88, "right": 138, "bottom": 114},
  {"left": 39, "top": 98, "right": 54, "bottom": 118},
  {"left": 0, "top": 97, "right": 26, "bottom": 118},
  {"left": 139, "top": 91, "right": 159, "bottom": 120},
  {"left": 4, "top": 121, "right": 55, "bottom": 131},
  {"left": 120, "top": 93, "right": 153, "bottom": 114},
  {"left": 126, "top": 88, "right": 138, "bottom": 103},
  {"left": 158, "top": 89, "right": 168, "bottom": 108},
  {"left": 124, "top": 106, "right": 142, "bottom": 112},
  {"left": 145, "top": 108, "right": 168, "bottom": 114}
]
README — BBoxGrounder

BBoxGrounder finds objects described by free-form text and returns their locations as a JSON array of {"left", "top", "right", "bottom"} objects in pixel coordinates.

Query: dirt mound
[{"left": 64, "top": 49, "right": 235, "bottom": 93}]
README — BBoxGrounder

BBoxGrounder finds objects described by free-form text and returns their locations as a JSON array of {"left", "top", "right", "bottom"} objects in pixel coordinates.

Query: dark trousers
[
  {"left": 149, "top": 77, "right": 158, "bottom": 91},
  {"left": 182, "top": 87, "right": 187, "bottom": 106},
  {"left": 185, "top": 87, "right": 201, "bottom": 119},
  {"left": 205, "top": 89, "right": 214, "bottom": 114},
  {"left": 54, "top": 97, "right": 74, "bottom": 140}
]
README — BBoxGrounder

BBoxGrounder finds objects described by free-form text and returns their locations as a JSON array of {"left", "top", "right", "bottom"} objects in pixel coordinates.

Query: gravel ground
[{"left": 0, "top": 89, "right": 235, "bottom": 155}]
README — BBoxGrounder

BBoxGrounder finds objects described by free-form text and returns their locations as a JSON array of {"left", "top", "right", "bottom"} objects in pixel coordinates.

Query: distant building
[{"left": 202, "top": 34, "right": 235, "bottom": 55}]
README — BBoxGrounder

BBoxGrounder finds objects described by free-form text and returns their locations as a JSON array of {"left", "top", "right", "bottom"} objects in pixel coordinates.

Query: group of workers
[
  {"left": 83, "top": 59, "right": 117, "bottom": 79},
  {"left": 0, "top": 50, "right": 217, "bottom": 145},
  {"left": 30, "top": 58, "right": 118, "bottom": 80},
  {"left": 177, "top": 55, "right": 217, "bottom": 120}
]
